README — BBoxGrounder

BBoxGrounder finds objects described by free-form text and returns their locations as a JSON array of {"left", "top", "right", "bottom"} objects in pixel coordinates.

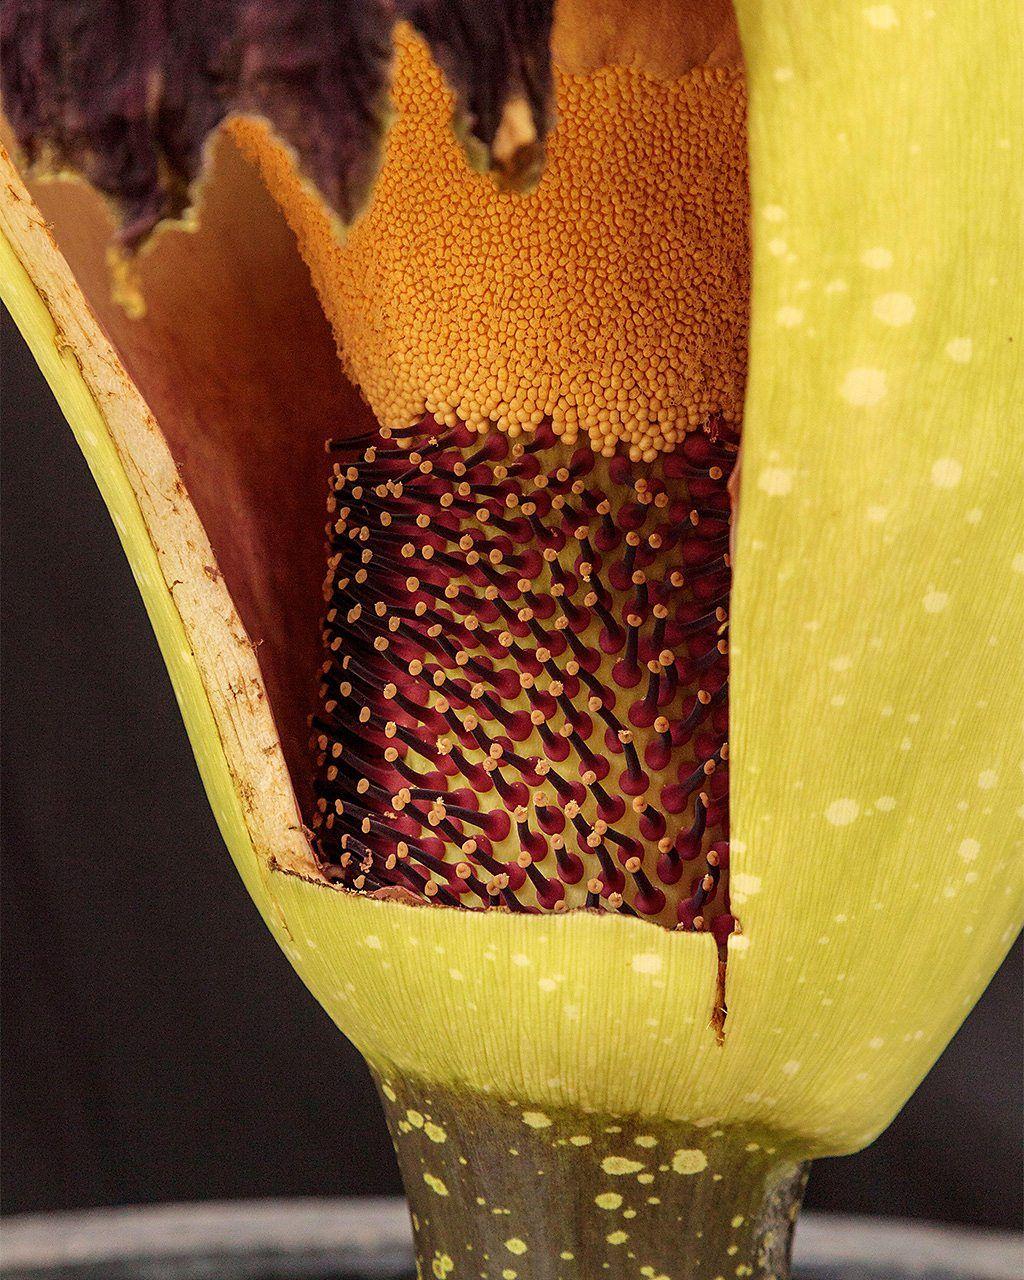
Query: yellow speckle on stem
[
  {"left": 671, "top": 1149, "right": 708, "bottom": 1175},
  {"left": 601, "top": 1156, "right": 645, "bottom": 1176},
  {"left": 595, "top": 1192, "right": 624, "bottom": 1210},
  {"left": 522, "top": 1111, "right": 552, "bottom": 1129}
]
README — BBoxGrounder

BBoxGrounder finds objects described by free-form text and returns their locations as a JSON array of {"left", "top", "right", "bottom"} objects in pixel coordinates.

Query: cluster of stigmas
[
  {"left": 232, "top": 33, "right": 750, "bottom": 461},
  {"left": 309, "top": 415, "right": 738, "bottom": 938}
]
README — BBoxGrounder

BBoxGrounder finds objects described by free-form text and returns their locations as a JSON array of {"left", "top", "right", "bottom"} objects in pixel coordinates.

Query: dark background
[{"left": 2, "top": 312, "right": 1021, "bottom": 1228}]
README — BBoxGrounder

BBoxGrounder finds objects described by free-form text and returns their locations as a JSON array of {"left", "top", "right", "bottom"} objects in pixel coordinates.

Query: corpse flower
[{"left": 1, "top": 2, "right": 1020, "bottom": 1277}]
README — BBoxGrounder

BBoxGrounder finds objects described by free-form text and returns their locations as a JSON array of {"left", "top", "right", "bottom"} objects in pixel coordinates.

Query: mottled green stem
[{"left": 375, "top": 1070, "right": 809, "bottom": 1280}]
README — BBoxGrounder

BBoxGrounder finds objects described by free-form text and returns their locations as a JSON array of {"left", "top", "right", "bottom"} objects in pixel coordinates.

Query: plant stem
[{"left": 375, "top": 1070, "right": 809, "bottom": 1279}]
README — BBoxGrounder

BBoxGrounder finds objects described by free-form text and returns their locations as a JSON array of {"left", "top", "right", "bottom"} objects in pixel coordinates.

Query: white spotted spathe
[
  {"left": 776, "top": 305, "right": 804, "bottom": 327},
  {"left": 861, "top": 246, "right": 894, "bottom": 269},
  {"left": 730, "top": 873, "right": 763, "bottom": 904},
  {"left": 945, "top": 337, "right": 973, "bottom": 362},
  {"left": 825, "top": 799, "right": 860, "bottom": 826},
  {"left": 931, "top": 458, "right": 963, "bottom": 488},
  {"left": 923, "top": 590, "right": 949, "bottom": 613},
  {"left": 872, "top": 292, "right": 916, "bottom": 325},
  {"left": 863, "top": 5, "right": 899, "bottom": 30},
  {"left": 840, "top": 367, "right": 887, "bottom": 406},
  {"left": 757, "top": 467, "right": 794, "bottom": 495}
]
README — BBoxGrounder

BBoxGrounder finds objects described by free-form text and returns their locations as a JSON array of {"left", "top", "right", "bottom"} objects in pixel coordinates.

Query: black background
[{"left": 1, "top": 313, "right": 1021, "bottom": 1227}]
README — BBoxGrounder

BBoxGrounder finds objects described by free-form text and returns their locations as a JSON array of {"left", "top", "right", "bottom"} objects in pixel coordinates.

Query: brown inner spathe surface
[{"left": 18, "top": 136, "right": 372, "bottom": 810}]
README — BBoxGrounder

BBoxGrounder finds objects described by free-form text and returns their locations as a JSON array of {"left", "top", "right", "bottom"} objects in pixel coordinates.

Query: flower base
[{"left": 375, "top": 1070, "right": 809, "bottom": 1280}]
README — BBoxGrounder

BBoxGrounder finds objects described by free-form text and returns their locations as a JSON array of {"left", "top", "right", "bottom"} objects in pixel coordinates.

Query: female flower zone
[{"left": 1, "top": 2, "right": 1019, "bottom": 1276}]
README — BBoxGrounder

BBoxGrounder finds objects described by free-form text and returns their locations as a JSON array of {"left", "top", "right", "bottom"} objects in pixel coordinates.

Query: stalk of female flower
[{"left": 1, "top": 2, "right": 1020, "bottom": 1277}]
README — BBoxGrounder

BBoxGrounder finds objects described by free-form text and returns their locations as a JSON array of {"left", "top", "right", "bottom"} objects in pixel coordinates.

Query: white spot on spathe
[
  {"left": 825, "top": 798, "right": 860, "bottom": 826},
  {"left": 364, "top": 935, "right": 383, "bottom": 950},
  {"left": 773, "top": 67, "right": 795, "bottom": 82},
  {"left": 538, "top": 977, "right": 558, "bottom": 993},
  {"left": 923, "top": 590, "right": 950, "bottom": 613},
  {"left": 958, "top": 838, "right": 981, "bottom": 862},
  {"left": 868, "top": 1037, "right": 886, "bottom": 1050},
  {"left": 763, "top": 204, "right": 786, "bottom": 222},
  {"left": 978, "top": 770, "right": 998, "bottom": 790},
  {"left": 825, "top": 278, "right": 850, "bottom": 295},
  {"left": 1011, "top": 552, "right": 1024, "bottom": 574},
  {"left": 875, "top": 796, "right": 897, "bottom": 811},
  {"left": 781, "top": 1060, "right": 802, "bottom": 1077},
  {"left": 861, "top": 246, "right": 894, "bottom": 270},
  {"left": 931, "top": 458, "right": 963, "bottom": 488},
  {"left": 448, "top": 968, "right": 465, "bottom": 982},
  {"left": 768, "top": 237, "right": 788, "bottom": 256},
  {"left": 758, "top": 467, "right": 794, "bottom": 496},
  {"left": 872, "top": 292, "right": 916, "bottom": 326},
  {"left": 866, "top": 505, "right": 889, "bottom": 523},
  {"left": 840, "top": 367, "right": 887, "bottom": 406},
  {"left": 631, "top": 953, "right": 664, "bottom": 976},
  {"left": 945, "top": 337, "right": 973, "bottom": 363},
  {"left": 776, "top": 305, "right": 804, "bottom": 328},
  {"left": 863, "top": 5, "right": 899, "bottom": 29},
  {"left": 730, "top": 873, "right": 762, "bottom": 905},
  {"left": 830, "top": 654, "right": 853, "bottom": 672},
  {"left": 511, "top": 952, "right": 531, "bottom": 967}
]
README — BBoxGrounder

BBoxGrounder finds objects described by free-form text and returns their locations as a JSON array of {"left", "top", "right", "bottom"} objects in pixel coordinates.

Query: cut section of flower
[{"left": 312, "top": 416, "right": 736, "bottom": 933}]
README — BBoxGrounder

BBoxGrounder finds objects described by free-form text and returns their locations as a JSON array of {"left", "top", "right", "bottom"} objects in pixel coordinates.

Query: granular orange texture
[{"left": 233, "top": 31, "right": 749, "bottom": 461}]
